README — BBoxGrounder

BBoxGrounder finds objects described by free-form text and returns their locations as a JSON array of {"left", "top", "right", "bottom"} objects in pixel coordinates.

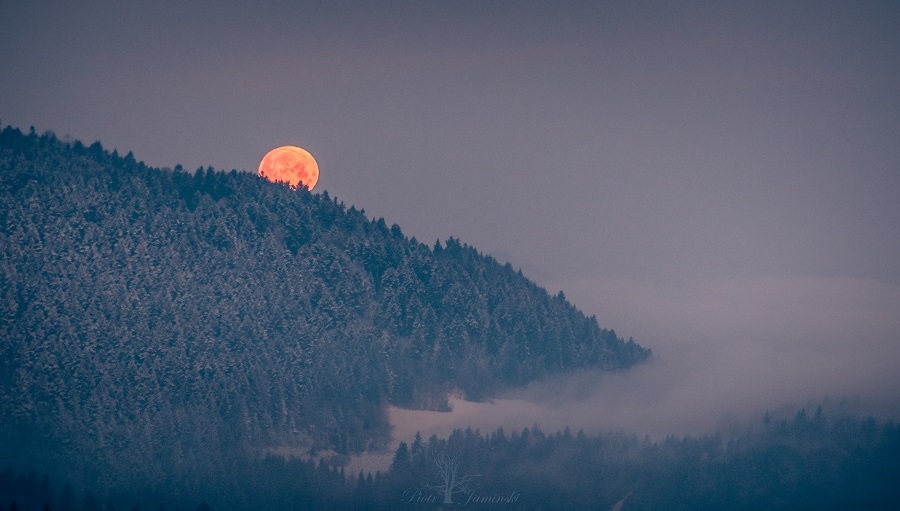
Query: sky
[{"left": 3, "top": 0, "right": 899, "bottom": 432}]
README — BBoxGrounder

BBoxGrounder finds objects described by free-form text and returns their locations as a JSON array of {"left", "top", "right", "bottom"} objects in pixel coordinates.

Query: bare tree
[{"left": 424, "top": 452, "right": 479, "bottom": 504}]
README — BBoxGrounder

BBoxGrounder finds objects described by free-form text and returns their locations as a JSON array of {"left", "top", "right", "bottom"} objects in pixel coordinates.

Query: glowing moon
[{"left": 258, "top": 146, "right": 319, "bottom": 191}]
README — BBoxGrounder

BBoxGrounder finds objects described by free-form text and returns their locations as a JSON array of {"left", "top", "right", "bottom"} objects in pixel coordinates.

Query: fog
[
  {"left": 343, "top": 274, "right": 900, "bottom": 475},
  {"left": 390, "top": 275, "right": 900, "bottom": 437}
]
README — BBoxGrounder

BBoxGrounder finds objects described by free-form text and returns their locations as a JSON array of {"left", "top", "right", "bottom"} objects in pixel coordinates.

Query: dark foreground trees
[
  {"left": 372, "top": 409, "right": 900, "bottom": 510},
  {"left": 4, "top": 410, "right": 897, "bottom": 510}
]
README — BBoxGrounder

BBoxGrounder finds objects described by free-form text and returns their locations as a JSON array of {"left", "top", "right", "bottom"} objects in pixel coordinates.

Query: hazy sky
[{"left": 3, "top": 1, "right": 899, "bottom": 426}]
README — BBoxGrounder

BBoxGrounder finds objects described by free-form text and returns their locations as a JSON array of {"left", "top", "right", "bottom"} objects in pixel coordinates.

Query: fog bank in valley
[{"left": 386, "top": 275, "right": 900, "bottom": 446}]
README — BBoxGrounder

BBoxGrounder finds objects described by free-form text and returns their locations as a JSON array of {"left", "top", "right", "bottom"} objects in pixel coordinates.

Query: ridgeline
[{"left": 0, "top": 125, "right": 648, "bottom": 495}]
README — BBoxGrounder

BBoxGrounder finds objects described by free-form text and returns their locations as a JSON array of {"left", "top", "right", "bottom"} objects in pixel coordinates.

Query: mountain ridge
[{"left": 0, "top": 125, "right": 648, "bottom": 492}]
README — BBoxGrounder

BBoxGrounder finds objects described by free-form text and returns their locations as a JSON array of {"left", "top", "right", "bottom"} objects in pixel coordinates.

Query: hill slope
[{"left": 0, "top": 126, "right": 648, "bottom": 490}]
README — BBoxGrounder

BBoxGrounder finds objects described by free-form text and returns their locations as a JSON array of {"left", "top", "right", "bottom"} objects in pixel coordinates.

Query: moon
[{"left": 258, "top": 146, "right": 319, "bottom": 191}]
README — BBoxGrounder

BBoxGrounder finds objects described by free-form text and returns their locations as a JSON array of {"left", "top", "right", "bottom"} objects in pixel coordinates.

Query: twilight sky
[{"left": 3, "top": 1, "right": 899, "bottom": 425}]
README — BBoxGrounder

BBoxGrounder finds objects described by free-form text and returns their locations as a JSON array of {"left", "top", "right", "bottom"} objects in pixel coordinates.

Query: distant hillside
[{"left": 0, "top": 125, "right": 648, "bottom": 492}]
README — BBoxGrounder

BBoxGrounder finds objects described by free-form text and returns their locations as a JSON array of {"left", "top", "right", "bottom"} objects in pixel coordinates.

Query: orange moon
[{"left": 258, "top": 146, "right": 319, "bottom": 191}]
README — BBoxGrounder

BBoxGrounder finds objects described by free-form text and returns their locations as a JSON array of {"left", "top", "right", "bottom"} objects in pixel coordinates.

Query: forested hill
[{"left": 0, "top": 125, "right": 647, "bottom": 489}]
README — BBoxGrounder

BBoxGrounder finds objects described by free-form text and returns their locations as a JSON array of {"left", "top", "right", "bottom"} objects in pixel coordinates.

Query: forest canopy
[{"left": 0, "top": 125, "right": 648, "bottom": 494}]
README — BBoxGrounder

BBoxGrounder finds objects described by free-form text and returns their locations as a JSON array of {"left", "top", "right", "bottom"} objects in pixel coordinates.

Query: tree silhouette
[{"left": 424, "top": 452, "right": 479, "bottom": 504}]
